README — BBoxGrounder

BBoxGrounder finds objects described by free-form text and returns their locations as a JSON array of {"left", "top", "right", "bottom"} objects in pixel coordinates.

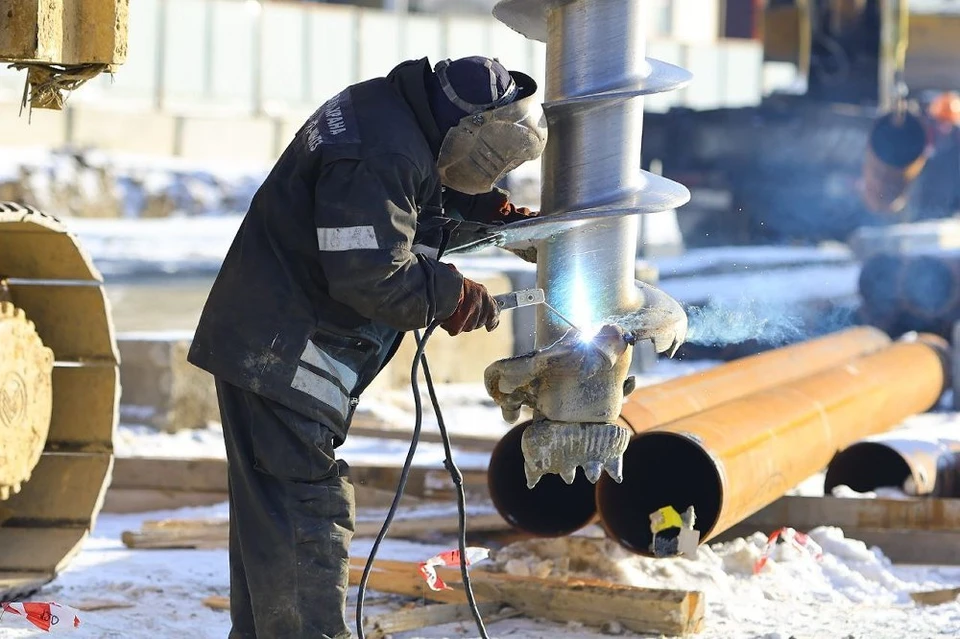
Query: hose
[{"left": 355, "top": 319, "right": 490, "bottom": 639}]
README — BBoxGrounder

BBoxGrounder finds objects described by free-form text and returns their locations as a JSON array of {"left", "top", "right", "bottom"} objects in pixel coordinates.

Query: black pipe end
[
  {"left": 824, "top": 442, "right": 912, "bottom": 495},
  {"left": 901, "top": 256, "right": 957, "bottom": 319},
  {"left": 596, "top": 431, "right": 722, "bottom": 555},
  {"left": 487, "top": 421, "right": 598, "bottom": 537},
  {"left": 869, "top": 111, "right": 927, "bottom": 169}
]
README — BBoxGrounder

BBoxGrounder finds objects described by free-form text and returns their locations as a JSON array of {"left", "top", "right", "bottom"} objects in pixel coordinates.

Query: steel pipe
[
  {"left": 596, "top": 339, "right": 948, "bottom": 556},
  {"left": 860, "top": 111, "right": 928, "bottom": 214},
  {"left": 825, "top": 431, "right": 960, "bottom": 498},
  {"left": 489, "top": 0, "right": 692, "bottom": 487},
  {"left": 488, "top": 326, "right": 892, "bottom": 537}
]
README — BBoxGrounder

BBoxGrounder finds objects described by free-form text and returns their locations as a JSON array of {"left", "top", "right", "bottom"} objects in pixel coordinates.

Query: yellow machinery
[{"left": 0, "top": 0, "right": 127, "bottom": 599}]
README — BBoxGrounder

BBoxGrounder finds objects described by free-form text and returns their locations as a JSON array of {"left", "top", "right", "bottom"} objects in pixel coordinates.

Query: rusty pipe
[
  {"left": 595, "top": 339, "right": 948, "bottom": 556},
  {"left": 824, "top": 330, "right": 954, "bottom": 501},
  {"left": 488, "top": 326, "right": 891, "bottom": 537},
  {"left": 824, "top": 430, "right": 960, "bottom": 498},
  {"left": 860, "top": 111, "right": 928, "bottom": 214},
  {"left": 617, "top": 325, "right": 891, "bottom": 433}
]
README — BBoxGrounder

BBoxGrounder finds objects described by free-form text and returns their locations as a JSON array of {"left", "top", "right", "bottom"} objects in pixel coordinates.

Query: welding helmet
[{"left": 433, "top": 57, "right": 548, "bottom": 195}]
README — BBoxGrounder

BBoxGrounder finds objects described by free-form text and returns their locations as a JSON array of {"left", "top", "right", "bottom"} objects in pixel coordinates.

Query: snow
[
  {"left": 489, "top": 532, "right": 960, "bottom": 638},
  {"left": 7, "top": 506, "right": 960, "bottom": 638},
  {"left": 93, "top": 379, "right": 960, "bottom": 638}
]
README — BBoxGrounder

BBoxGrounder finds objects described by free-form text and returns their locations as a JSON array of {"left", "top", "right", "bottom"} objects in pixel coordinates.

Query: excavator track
[{"left": 0, "top": 202, "right": 119, "bottom": 600}]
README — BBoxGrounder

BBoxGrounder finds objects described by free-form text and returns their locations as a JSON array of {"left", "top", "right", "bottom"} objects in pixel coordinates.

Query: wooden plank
[
  {"left": 0, "top": 528, "right": 88, "bottom": 573},
  {"left": 121, "top": 519, "right": 228, "bottom": 550},
  {"left": 101, "top": 484, "right": 421, "bottom": 514},
  {"left": 0, "top": 571, "right": 53, "bottom": 601},
  {"left": 120, "top": 511, "right": 511, "bottom": 549},
  {"left": 108, "top": 457, "right": 489, "bottom": 501},
  {"left": 48, "top": 364, "right": 118, "bottom": 450},
  {"left": 348, "top": 559, "right": 704, "bottom": 637},
  {"left": 102, "top": 489, "right": 229, "bottom": 514},
  {"left": 718, "top": 525, "right": 960, "bottom": 565},
  {"left": 0, "top": 231, "right": 99, "bottom": 280},
  {"left": 910, "top": 586, "right": 960, "bottom": 606},
  {"left": 347, "top": 465, "right": 489, "bottom": 501},
  {"left": 202, "top": 596, "right": 230, "bottom": 611},
  {"left": 349, "top": 560, "right": 480, "bottom": 605},
  {"left": 8, "top": 283, "right": 119, "bottom": 362},
  {"left": 111, "top": 457, "right": 228, "bottom": 492},
  {"left": 72, "top": 599, "right": 136, "bottom": 611},
  {"left": 730, "top": 495, "right": 960, "bottom": 533},
  {"left": 366, "top": 602, "right": 506, "bottom": 638},
  {"left": 354, "top": 512, "right": 510, "bottom": 538},
  {"left": 348, "top": 419, "right": 500, "bottom": 452},
  {"left": 2, "top": 452, "right": 112, "bottom": 525}
]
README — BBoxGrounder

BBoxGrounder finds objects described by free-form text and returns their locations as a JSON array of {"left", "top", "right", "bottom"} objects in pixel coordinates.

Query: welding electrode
[{"left": 493, "top": 288, "right": 584, "bottom": 333}]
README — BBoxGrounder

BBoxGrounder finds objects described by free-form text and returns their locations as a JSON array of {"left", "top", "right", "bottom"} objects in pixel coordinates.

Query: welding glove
[
  {"left": 444, "top": 186, "right": 539, "bottom": 225},
  {"left": 439, "top": 265, "right": 500, "bottom": 336}
]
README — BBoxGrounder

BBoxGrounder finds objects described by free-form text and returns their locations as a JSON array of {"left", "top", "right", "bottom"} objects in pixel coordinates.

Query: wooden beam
[
  {"left": 713, "top": 495, "right": 960, "bottom": 565},
  {"left": 347, "top": 419, "right": 501, "bottom": 452},
  {"left": 734, "top": 495, "right": 960, "bottom": 532},
  {"left": 106, "top": 457, "right": 491, "bottom": 512},
  {"left": 120, "top": 511, "right": 512, "bottom": 549},
  {"left": 110, "top": 457, "right": 227, "bottom": 493},
  {"left": 202, "top": 595, "right": 230, "bottom": 611},
  {"left": 102, "top": 489, "right": 229, "bottom": 515},
  {"left": 348, "top": 558, "right": 704, "bottom": 636},
  {"left": 365, "top": 602, "right": 508, "bottom": 639},
  {"left": 910, "top": 586, "right": 960, "bottom": 606}
]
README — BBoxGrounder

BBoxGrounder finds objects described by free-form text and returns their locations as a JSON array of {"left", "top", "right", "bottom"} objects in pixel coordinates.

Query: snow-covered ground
[
  {"left": 6, "top": 494, "right": 960, "bottom": 638},
  {"left": 87, "top": 369, "right": 960, "bottom": 639}
]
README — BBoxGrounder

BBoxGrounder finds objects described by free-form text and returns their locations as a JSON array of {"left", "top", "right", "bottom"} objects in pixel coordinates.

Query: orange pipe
[
  {"left": 618, "top": 325, "right": 891, "bottom": 434},
  {"left": 596, "top": 340, "right": 948, "bottom": 556},
  {"left": 860, "top": 111, "right": 928, "bottom": 215},
  {"left": 487, "top": 326, "right": 892, "bottom": 537}
]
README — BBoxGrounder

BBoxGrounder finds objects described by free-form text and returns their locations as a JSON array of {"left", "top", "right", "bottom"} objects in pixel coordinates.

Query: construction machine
[
  {"left": 644, "top": 0, "right": 960, "bottom": 247},
  {"left": 0, "top": 0, "right": 127, "bottom": 600}
]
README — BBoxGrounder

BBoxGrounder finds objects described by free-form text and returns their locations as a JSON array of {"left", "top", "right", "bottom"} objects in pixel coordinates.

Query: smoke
[{"left": 684, "top": 297, "right": 856, "bottom": 347}]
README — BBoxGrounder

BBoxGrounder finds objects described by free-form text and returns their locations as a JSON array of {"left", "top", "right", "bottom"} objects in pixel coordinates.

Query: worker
[{"left": 186, "top": 55, "right": 547, "bottom": 639}]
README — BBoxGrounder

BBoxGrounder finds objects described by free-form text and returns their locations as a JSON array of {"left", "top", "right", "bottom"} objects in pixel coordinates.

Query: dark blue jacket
[{"left": 188, "top": 59, "right": 465, "bottom": 445}]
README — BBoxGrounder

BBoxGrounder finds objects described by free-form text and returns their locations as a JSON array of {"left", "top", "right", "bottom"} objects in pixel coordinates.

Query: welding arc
[
  {"left": 541, "top": 300, "right": 583, "bottom": 333},
  {"left": 354, "top": 321, "right": 489, "bottom": 639}
]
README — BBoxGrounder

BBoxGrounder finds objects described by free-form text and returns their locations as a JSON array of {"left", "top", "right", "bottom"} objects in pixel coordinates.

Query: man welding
[{"left": 187, "top": 55, "right": 547, "bottom": 638}]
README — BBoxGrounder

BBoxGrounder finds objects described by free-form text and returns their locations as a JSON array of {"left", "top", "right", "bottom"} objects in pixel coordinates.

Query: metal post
[{"left": 487, "top": 0, "right": 693, "bottom": 487}]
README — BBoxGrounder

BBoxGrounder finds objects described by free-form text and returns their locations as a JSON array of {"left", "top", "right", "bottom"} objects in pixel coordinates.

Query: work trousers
[{"left": 215, "top": 378, "right": 356, "bottom": 639}]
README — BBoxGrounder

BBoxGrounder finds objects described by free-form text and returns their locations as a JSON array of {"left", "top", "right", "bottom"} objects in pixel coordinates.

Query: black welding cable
[
  {"left": 418, "top": 334, "right": 490, "bottom": 639},
  {"left": 355, "top": 321, "right": 438, "bottom": 639}
]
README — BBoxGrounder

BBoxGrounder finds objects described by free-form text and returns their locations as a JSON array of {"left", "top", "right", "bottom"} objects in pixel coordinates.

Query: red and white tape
[
  {"left": 1, "top": 602, "right": 81, "bottom": 632},
  {"left": 753, "top": 527, "right": 824, "bottom": 574},
  {"left": 418, "top": 547, "right": 490, "bottom": 591}
]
